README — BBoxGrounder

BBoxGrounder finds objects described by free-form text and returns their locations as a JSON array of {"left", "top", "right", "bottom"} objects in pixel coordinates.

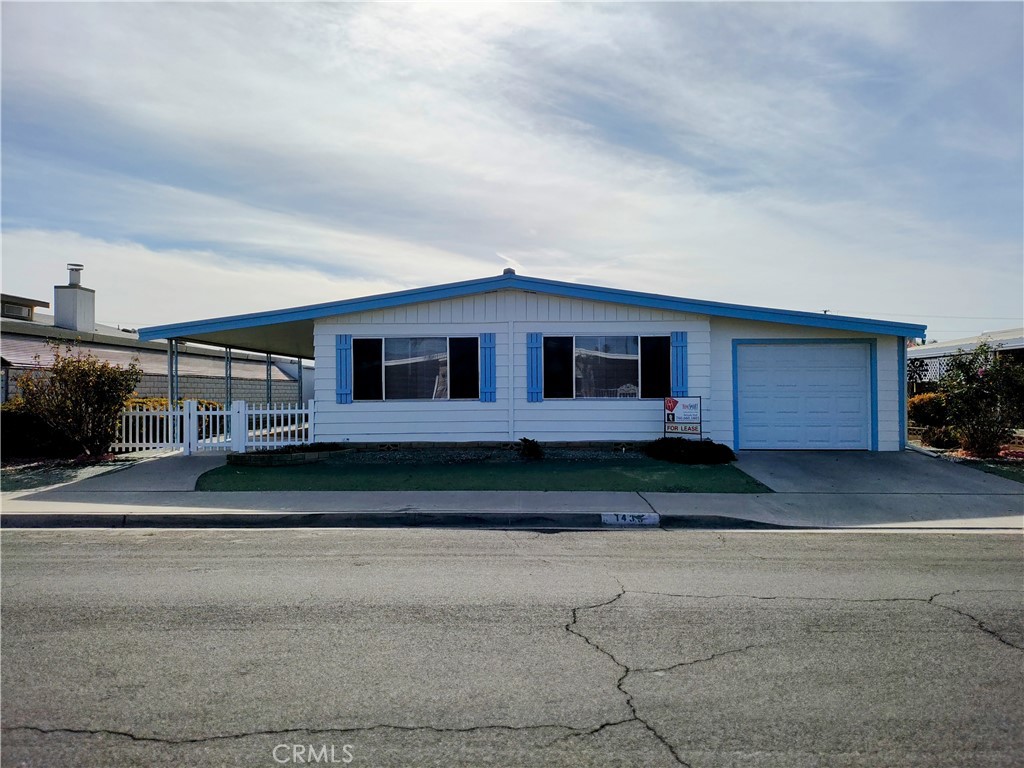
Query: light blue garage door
[{"left": 736, "top": 343, "right": 871, "bottom": 450}]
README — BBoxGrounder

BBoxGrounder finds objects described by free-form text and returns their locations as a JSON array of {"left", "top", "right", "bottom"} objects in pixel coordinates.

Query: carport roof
[{"left": 137, "top": 272, "right": 928, "bottom": 358}]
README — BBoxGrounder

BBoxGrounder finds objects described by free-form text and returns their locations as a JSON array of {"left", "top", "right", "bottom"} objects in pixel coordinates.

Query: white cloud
[
  {"left": 2, "top": 3, "right": 1020, "bottom": 341},
  {"left": 0, "top": 229, "right": 403, "bottom": 328}
]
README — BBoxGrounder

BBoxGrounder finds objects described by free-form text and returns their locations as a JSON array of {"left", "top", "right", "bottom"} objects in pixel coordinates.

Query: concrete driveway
[{"left": 736, "top": 449, "right": 1024, "bottom": 494}]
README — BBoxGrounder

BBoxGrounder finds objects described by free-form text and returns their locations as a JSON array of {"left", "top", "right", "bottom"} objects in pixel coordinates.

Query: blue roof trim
[{"left": 138, "top": 273, "right": 927, "bottom": 341}]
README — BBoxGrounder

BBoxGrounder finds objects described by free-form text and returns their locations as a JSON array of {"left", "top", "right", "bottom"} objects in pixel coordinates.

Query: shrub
[
  {"left": 17, "top": 343, "right": 142, "bottom": 458},
  {"left": 907, "top": 393, "right": 947, "bottom": 428},
  {"left": 921, "top": 426, "right": 959, "bottom": 449},
  {"left": 939, "top": 342, "right": 1024, "bottom": 458},
  {"left": 0, "top": 397, "right": 79, "bottom": 460},
  {"left": 516, "top": 437, "right": 544, "bottom": 460},
  {"left": 643, "top": 437, "right": 736, "bottom": 464}
]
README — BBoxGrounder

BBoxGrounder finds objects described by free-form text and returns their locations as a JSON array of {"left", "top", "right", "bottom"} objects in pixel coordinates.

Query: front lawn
[
  {"left": 967, "top": 461, "right": 1024, "bottom": 485},
  {"left": 196, "top": 448, "right": 770, "bottom": 493}
]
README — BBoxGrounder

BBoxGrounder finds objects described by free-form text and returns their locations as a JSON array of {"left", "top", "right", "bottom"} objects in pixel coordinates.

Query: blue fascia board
[{"left": 138, "top": 272, "right": 927, "bottom": 341}]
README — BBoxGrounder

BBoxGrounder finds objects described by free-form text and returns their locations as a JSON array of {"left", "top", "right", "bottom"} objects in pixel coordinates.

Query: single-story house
[
  {"left": 2, "top": 265, "right": 311, "bottom": 405},
  {"left": 907, "top": 327, "right": 1023, "bottom": 382},
  {"left": 138, "top": 270, "right": 926, "bottom": 450}
]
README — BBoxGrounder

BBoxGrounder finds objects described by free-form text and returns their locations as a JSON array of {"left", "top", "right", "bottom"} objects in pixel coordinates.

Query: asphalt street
[{"left": 1, "top": 529, "right": 1022, "bottom": 767}]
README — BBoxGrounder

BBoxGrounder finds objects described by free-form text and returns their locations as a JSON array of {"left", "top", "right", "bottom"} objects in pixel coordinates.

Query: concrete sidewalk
[
  {"left": 2, "top": 451, "right": 1021, "bottom": 531},
  {"left": 2, "top": 489, "right": 1021, "bottom": 530}
]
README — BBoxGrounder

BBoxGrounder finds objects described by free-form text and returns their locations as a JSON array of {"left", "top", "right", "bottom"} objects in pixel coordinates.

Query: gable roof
[{"left": 138, "top": 272, "right": 927, "bottom": 357}]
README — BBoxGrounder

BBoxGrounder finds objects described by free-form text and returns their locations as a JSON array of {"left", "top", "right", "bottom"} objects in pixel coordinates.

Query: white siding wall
[
  {"left": 513, "top": 319, "right": 709, "bottom": 441},
  {"left": 708, "top": 318, "right": 902, "bottom": 451},
  {"left": 313, "top": 290, "right": 708, "bottom": 443}
]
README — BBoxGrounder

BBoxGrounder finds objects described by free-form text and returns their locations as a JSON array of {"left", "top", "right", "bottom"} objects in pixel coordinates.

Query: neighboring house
[
  {"left": 907, "top": 328, "right": 1024, "bottom": 382},
  {"left": 1, "top": 265, "right": 311, "bottom": 405},
  {"left": 139, "top": 270, "right": 926, "bottom": 451}
]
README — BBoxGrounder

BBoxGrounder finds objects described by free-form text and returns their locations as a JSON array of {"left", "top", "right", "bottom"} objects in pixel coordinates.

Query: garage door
[{"left": 736, "top": 343, "right": 871, "bottom": 449}]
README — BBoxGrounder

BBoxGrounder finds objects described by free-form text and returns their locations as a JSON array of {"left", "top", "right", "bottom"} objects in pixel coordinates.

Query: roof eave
[{"left": 137, "top": 273, "right": 927, "bottom": 342}]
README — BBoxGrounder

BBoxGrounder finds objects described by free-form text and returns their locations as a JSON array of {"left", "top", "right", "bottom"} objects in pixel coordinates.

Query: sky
[{"left": 2, "top": 2, "right": 1021, "bottom": 342}]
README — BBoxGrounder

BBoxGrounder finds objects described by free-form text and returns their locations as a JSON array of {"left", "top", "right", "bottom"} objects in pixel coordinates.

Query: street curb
[{"left": 0, "top": 512, "right": 796, "bottom": 530}]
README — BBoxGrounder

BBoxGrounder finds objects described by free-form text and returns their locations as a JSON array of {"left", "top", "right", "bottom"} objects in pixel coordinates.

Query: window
[
  {"left": 640, "top": 336, "right": 670, "bottom": 399},
  {"left": 352, "top": 337, "right": 479, "bottom": 401},
  {"left": 542, "top": 335, "right": 670, "bottom": 399},
  {"left": 575, "top": 336, "right": 639, "bottom": 398},
  {"left": 353, "top": 338, "right": 383, "bottom": 401},
  {"left": 448, "top": 338, "right": 480, "bottom": 400},
  {"left": 543, "top": 337, "right": 574, "bottom": 399}
]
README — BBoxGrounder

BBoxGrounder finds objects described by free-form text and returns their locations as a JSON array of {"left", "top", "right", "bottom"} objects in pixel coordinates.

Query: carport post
[
  {"left": 224, "top": 347, "right": 233, "bottom": 407},
  {"left": 265, "top": 354, "right": 272, "bottom": 405},
  {"left": 167, "top": 339, "right": 180, "bottom": 445}
]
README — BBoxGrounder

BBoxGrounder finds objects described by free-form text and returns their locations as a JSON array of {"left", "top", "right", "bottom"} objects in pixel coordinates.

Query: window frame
[
  {"left": 541, "top": 334, "right": 671, "bottom": 400},
  {"left": 351, "top": 335, "right": 482, "bottom": 402}
]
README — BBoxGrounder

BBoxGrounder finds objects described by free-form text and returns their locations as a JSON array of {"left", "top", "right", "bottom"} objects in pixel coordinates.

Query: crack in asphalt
[
  {"left": 560, "top": 580, "right": 693, "bottom": 766},
  {"left": 630, "top": 588, "right": 1024, "bottom": 651},
  {"left": 926, "top": 590, "right": 1023, "bottom": 651},
  {"left": 557, "top": 584, "right": 1021, "bottom": 764},
  {"left": 635, "top": 491, "right": 658, "bottom": 515},
  {"left": 2, "top": 721, "right": 577, "bottom": 746},
  {"left": 7, "top": 586, "right": 1019, "bottom": 763},
  {"left": 633, "top": 643, "right": 767, "bottom": 675}
]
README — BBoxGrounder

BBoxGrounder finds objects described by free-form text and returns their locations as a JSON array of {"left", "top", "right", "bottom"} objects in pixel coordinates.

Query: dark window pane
[
  {"left": 384, "top": 337, "right": 447, "bottom": 400},
  {"left": 543, "top": 337, "right": 574, "bottom": 399},
  {"left": 449, "top": 337, "right": 480, "bottom": 400},
  {"left": 575, "top": 336, "right": 639, "bottom": 398},
  {"left": 640, "top": 337, "right": 671, "bottom": 398},
  {"left": 353, "top": 338, "right": 383, "bottom": 401}
]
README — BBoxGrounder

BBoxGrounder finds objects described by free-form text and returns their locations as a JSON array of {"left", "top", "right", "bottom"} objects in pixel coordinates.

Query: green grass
[
  {"left": 969, "top": 462, "right": 1024, "bottom": 484},
  {"left": 197, "top": 457, "right": 770, "bottom": 493}
]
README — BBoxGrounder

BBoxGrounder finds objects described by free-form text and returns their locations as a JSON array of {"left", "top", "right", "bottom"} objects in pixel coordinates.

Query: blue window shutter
[
  {"left": 671, "top": 332, "right": 687, "bottom": 397},
  {"left": 526, "top": 332, "right": 543, "bottom": 402},
  {"left": 479, "top": 333, "right": 496, "bottom": 402},
  {"left": 336, "top": 334, "right": 353, "bottom": 404}
]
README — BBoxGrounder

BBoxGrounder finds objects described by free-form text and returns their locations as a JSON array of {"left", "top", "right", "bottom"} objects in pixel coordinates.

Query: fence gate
[{"left": 114, "top": 400, "right": 314, "bottom": 454}]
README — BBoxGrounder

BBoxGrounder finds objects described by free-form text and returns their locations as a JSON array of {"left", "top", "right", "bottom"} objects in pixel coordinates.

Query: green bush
[
  {"left": 939, "top": 342, "right": 1024, "bottom": 458},
  {"left": 921, "top": 426, "right": 959, "bottom": 449},
  {"left": 907, "top": 393, "right": 947, "bottom": 428},
  {"left": 0, "top": 397, "right": 79, "bottom": 459},
  {"left": 516, "top": 437, "right": 544, "bottom": 460},
  {"left": 17, "top": 344, "right": 142, "bottom": 458},
  {"left": 643, "top": 437, "right": 736, "bottom": 464}
]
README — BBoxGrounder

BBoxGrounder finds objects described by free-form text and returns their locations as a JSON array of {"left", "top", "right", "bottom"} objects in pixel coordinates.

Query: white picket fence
[{"left": 113, "top": 400, "right": 314, "bottom": 455}]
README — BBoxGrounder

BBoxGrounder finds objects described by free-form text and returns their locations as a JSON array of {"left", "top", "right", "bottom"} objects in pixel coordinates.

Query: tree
[
  {"left": 17, "top": 343, "right": 143, "bottom": 458},
  {"left": 938, "top": 342, "right": 1024, "bottom": 458}
]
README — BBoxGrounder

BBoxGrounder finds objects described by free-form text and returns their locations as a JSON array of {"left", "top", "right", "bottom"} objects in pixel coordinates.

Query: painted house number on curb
[{"left": 601, "top": 513, "right": 661, "bottom": 526}]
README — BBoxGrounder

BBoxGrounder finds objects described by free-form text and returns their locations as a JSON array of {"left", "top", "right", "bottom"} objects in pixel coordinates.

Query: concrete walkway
[{"left": 2, "top": 450, "right": 1021, "bottom": 530}]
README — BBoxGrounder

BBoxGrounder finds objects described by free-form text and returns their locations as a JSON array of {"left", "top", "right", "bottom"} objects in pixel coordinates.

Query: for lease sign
[{"left": 664, "top": 396, "right": 701, "bottom": 438}]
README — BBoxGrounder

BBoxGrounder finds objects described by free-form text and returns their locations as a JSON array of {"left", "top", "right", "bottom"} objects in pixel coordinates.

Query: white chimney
[{"left": 54, "top": 263, "right": 96, "bottom": 332}]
